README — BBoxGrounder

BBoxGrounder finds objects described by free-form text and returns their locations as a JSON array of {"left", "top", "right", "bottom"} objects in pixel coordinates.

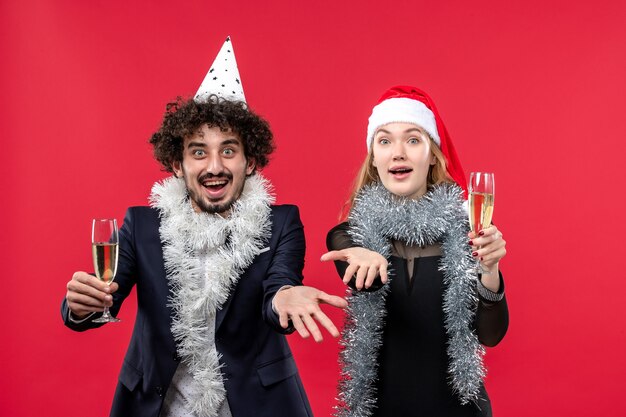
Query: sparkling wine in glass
[
  {"left": 92, "top": 218, "right": 120, "bottom": 323},
  {"left": 468, "top": 172, "right": 495, "bottom": 274}
]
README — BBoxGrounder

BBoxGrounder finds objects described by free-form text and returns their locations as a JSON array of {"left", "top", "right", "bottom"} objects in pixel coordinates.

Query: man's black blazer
[{"left": 62, "top": 205, "right": 313, "bottom": 417}]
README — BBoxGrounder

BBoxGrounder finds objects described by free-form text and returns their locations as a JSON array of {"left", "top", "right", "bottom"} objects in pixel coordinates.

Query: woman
[{"left": 322, "top": 86, "right": 509, "bottom": 417}]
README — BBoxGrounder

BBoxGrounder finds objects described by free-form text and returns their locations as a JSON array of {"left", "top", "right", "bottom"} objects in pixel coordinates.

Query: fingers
[
  {"left": 324, "top": 248, "right": 388, "bottom": 290},
  {"left": 289, "top": 314, "right": 311, "bottom": 340},
  {"left": 109, "top": 282, "right": 119, "bottom": 293},
  {"left": 342, "top": 263, "right": 359, "bottom": 285},
  {"left": 318, "top": 292, "right": 348, "bottom": 309},
  {"left": 67, "top": 273, "right": 109, "bottom": 301},
  {"left": 354, "top": 264, "right": 368, "bottom": 290},
  {"left": 379, "top": 262, "right": 388, "bottom": 284},
  {"left": 278, "top": 310, "right": 290, "bottom": 329},
  {"left": 301, "top": 314, "right": 323, "bottom": 342},
  {"left": 470, "top": 226, "right": 499, "bottom": 249},
  {"left": 290, "top": 309, "right": 341, "bottom": 342},
  {"left": 309, "top": 291, "right": 345, "bottom": 340},
  {"left": 277, "top": 287, "right": 346, "bottom": 342},
  {"left": 342, "top": 262, "right": 388, "bottom": 289},
  {"left": 66, "top": 293, "right": 109, "bottom": 316},
  {"left": 70, "top": 271, "right": 108, "bottom": 290},
  {"left": 364, "top": 265, "right": 378, "bottom": 288},
  {"left": 480, "top": 246, "right": 507, "bottom": 267},
  {"left": 470, "top": 226, "right": 507, "bottom": 266},
  {"left": 311, "top": 310, "right": 340, "bottom": 339},
  {"left": 320, "top": 250, "right": 346, "bottom": 262},
  {"left": 471, "top": 226, "right": 500, "bottom": 246},
  {"left": 66, "top": 271, "right": 114, "bottom": 317}
]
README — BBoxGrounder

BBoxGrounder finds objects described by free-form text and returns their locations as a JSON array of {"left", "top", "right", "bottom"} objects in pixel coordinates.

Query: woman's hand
[
  {"left": 321, "top": 247, "right": 388, "bottom": 290},
  {"left": 469, "top": 225, "right": 507, "bottom": 291}
]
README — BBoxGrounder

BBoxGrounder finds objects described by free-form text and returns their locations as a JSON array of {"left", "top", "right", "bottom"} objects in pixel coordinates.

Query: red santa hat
[{"left": 367, "top": 85, "right": 468, "bottom": 196}]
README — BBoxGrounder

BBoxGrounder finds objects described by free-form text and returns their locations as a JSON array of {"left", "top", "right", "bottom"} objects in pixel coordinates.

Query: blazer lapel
[
  {"left": 215, "top": 264, "right": 254, "bottom": 332},
  {"left": 215, "top": 286, "right": 235, "bottom": 332}
]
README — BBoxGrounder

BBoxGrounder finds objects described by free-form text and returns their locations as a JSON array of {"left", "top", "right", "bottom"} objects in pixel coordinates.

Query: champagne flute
[
  {"left": 468, "top": 172, "right": 495, "bottom": 274},
  {"left": 92, "top": 218, "right": 120, "bottom": 323}
]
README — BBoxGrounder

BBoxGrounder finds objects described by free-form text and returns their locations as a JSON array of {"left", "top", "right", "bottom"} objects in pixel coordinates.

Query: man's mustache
[{"left": 198, "top": 172, "right": 233, "bottom": 182}]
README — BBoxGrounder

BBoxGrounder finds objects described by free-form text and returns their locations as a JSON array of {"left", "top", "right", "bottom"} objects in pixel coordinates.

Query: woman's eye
[
  {"left": 408, "top": 137, "right": 420, "bottom": 144},
  {"left": 379, "top": 138, "right": 390, "bottom": 145}
]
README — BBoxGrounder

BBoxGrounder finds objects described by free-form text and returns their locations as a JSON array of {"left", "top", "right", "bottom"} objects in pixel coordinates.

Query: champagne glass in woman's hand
[
  {"left": 92, "top": 219, "right": 120, "bottom": 323},
  {"left": 468, "top": 172, "right": 494, "bottom": 275}
]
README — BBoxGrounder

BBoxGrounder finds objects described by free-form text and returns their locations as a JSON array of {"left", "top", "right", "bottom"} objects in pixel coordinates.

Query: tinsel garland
[
  {"left": 150, "top": 174, "right": 273, "bottom": 417},
  {"left": 335, "top": 182, "right": 485, "bottom": 417}
]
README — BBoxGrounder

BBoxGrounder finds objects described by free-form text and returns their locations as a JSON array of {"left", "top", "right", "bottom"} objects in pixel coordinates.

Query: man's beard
[
  {"left": 186, "top": 171, "right": 245, "bottom": 215},
  {"left": 194, "top": 194, "right": 238, "bottom": 214}
]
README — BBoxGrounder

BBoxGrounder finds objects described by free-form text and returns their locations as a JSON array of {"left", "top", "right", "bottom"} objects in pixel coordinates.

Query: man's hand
[
  {"left": 66, "top": 271, "right": 119, "bottom": 319},
  {"left": 273, "top": 286, "right": 348, "bottom": 342},
  {"left": 321, "top": 247, "right": 388, "bottom": 290}
]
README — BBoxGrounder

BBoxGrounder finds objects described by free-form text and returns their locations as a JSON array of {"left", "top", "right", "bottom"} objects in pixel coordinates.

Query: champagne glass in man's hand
[
  {"left": 468, "top": 172, "right": 495, "bottom": 275},
  {"left": 91, "top": 219, "right": 120, "bottom": 323}
]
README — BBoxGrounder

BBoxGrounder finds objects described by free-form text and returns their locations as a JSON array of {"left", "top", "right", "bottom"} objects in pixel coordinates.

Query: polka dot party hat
[{"left": 194, "top": 36, "right": 246, "bottom": 103}]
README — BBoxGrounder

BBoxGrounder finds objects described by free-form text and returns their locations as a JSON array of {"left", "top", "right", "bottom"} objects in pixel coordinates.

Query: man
[{"left": 62, "top": 38, "right": 346, "bottom": 417}]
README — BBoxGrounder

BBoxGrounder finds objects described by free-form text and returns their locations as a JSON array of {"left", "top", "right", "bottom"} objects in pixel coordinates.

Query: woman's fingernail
[
  {"left": 480, "top": 257, "right": 484, "bottom": 261},
  {"left": 472, "top": 251, "right": 478, "bottom": 257},
  {"left": 479, "top": 231, "right": 485, "bottom": 236},
  {"left": 468, "top": 240, "right": 474, "bottom": 246}
]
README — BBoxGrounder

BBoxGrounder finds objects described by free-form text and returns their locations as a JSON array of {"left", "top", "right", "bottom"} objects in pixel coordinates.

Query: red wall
[{"left": 2, "top": 1, "right": 626, "bottom": 416}]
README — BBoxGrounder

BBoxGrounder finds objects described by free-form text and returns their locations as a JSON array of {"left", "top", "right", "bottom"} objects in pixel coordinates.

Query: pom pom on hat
[{"left": 367, "top": 85, "right": 468, "bottom": 195}]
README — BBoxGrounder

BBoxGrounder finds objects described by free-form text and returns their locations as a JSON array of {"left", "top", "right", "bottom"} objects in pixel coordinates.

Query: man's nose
[{"left": 205, "top": 153, "right": 225, "bottom": 174}]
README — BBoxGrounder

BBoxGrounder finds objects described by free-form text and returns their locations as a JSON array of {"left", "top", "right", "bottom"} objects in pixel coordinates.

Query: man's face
[{"left": 173, "top": 124, "right": 255, "bottom": 216}]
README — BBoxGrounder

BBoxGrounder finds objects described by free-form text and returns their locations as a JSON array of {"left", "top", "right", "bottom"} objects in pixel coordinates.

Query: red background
[{"left": 2, "top": 1, "right": 626, "bottom": 416}]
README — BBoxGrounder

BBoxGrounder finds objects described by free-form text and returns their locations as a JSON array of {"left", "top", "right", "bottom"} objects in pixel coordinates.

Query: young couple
[{"left": 62, "top": 38, "right": 508, "bottom": 417}]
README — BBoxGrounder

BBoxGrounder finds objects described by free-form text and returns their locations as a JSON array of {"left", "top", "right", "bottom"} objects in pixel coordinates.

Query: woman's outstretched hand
[{"left": 321, "top": 247, "right": 388, "bottom": 290}]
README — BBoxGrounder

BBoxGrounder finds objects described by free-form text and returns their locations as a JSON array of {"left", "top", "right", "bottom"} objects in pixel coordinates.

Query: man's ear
[
  {"left": 246, "top": 158, "right": 256, "bottom": 176},
  {"left": 172, "top": 160, "right": 183, "bottom": 178}
]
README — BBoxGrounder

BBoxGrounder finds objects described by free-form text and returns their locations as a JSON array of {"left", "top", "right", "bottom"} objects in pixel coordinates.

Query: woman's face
[{"left": 372, "top": 122, "right": 435, "bottom": 199}]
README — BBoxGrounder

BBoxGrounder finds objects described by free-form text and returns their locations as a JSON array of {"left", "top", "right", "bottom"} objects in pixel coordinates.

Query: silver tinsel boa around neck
[
  {"left": 150, "top": 174, "right": 274, "bottom": 417},
  {"left": 336, "top": 182, "right": 485, "bottom": 417}
]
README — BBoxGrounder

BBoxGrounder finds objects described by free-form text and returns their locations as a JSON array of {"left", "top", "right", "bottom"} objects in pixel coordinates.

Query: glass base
[{"left": 93, "top": 311, "right": 120, "bottom": 323}]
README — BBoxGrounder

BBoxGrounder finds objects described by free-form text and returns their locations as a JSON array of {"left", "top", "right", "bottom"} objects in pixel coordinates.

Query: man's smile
[{"left": 200, "top": 177, "right": 230, "bottom": 199}]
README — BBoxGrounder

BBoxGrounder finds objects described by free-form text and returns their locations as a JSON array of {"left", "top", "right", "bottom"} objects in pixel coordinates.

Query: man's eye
[
  {"left": 223, "top": 148, "right": 234, "bottom": 156},
  {"left": 193, "top": 150, "right": 205, "bottom": 157}
]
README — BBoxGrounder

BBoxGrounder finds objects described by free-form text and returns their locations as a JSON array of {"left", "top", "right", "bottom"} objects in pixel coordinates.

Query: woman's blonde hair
[{"left": 340, "top": 130, "right": 453, "bottom": 220}]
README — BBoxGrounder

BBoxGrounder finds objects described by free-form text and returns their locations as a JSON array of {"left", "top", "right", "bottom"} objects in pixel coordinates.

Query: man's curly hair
[{"left": 149, "top": 95, "right": 274, "bottom": 173}]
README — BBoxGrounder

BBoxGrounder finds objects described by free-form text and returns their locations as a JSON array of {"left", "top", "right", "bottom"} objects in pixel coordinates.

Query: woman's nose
[{"left": 392, "top": 143, "right": 406, "bottom": 160}]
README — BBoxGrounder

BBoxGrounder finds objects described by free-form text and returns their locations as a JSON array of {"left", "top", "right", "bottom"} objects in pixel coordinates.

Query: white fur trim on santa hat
[{"left": 366, "top": 97, "right": 440, "bottom": 149}]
